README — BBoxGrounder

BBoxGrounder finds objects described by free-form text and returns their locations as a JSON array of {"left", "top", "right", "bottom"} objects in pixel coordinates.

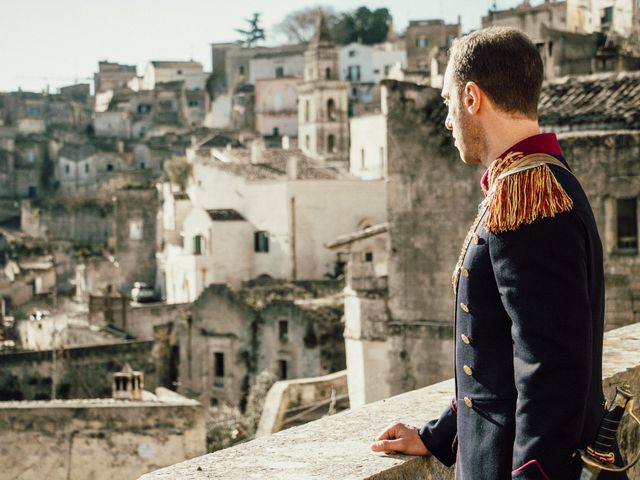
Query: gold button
[
  {"left": 463, "top": 365, "right": 473, "bottom": 376},
  {"left": 460, "top": 302, "right": 470, "bottom": 313},
  {"left": 460, "top": 266, "right": 469, "bottom": 277},
  {"left": 460, "top": 334, "right": 470, "bottom": 344},
  {"left": 464, "top": 396, "right": 473, "bottom": 408},
  {"left": 472, "top": 233, "right": 479, "bottom": 245}
]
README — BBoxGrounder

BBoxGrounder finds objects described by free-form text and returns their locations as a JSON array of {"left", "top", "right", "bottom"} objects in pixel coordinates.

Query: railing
[{"left": 141, "top": 322, "right": 640, "bottom": 480}]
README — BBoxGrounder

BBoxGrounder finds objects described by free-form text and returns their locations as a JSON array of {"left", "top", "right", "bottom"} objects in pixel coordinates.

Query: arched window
[
  {"left": 327, "top": 98, "right": 336, "bottom": 121},
  {"left": 304, "top": 100, "right": 310, "bottom": 122},
  {"left": 327, "top": 134, "right": 336, "bottom": 154}
]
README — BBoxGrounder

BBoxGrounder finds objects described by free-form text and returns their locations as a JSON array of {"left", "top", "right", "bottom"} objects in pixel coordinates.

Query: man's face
[{"left": 441, "top": 62, "right": 486, "bottom": 165}]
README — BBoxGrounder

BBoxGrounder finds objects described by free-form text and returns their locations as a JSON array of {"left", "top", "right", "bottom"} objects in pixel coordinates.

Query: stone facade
[
  {"left": 177, "top": 282, "right": 345, "bottom": 409},
  {"left": 404, "top": 19, "right": 461, "bottom": 72},
  {"left": 0, "top": 388, "right": 205, "bottom": 480}
]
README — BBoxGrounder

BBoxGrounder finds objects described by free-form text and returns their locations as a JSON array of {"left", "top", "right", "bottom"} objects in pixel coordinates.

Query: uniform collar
[{"left": 481, "top": 133, "right": 563, "bottom": 193}]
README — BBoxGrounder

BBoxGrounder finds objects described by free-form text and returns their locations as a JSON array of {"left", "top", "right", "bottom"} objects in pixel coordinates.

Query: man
[{"left": 371, "top": 27, "right": 626, "bottom": 479}]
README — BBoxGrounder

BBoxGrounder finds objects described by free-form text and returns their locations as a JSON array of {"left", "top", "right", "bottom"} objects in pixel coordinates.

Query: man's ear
[{"left": 464, "top": 81, "right": 482, "bottom": 115}]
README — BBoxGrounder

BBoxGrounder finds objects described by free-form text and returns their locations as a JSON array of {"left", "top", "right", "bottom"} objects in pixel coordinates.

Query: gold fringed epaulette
[{"left": 484, "top": 152, "right": 574, "bottom": 233}]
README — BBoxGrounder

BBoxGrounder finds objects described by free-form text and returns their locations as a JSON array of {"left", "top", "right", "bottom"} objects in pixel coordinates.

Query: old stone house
[{"left": 177, "top": 281, "right": 344, "bottom": 408}]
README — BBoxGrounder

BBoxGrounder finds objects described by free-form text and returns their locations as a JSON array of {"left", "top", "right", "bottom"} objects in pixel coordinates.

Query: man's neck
[{"left": 482, "top": 117, "right": 541, "bottom": 168}]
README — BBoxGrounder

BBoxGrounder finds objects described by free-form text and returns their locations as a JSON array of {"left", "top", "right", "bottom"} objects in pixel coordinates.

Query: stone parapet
[{"left": 141, "top": 323, "right": 640, "bottom": 480}]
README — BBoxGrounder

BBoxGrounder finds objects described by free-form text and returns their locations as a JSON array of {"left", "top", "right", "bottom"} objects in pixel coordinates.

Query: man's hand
[{"left": 370, "top": 422, "right": 430, "bottom": 456}]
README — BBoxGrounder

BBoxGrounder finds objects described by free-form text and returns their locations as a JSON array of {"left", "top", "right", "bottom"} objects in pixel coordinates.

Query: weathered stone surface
[{"left": 142, "top": 322, "right": 640, "bottom": 480}]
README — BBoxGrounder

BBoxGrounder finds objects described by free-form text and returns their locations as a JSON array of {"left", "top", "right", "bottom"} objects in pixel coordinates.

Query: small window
[
  {"left": 273, "top": 127, "right": 280, "bottom": 136},
  {"left": 328, "top": 134, "right": 336, "bottom": 154},
  {"left": 194, "top": 234, "right": 203, "bottom": 255},
  {"left": 210, "top": 397, "right": 219, "bottom": 406},
  {"left": 364, "top": 251, "right": 373, "bottom": 262},
  {"left": 278, "top": 359, "right": 288, "bottom": 380},
  {"left": 325, "top": 67, "right": 331, "bottom": 79},
  {"left": 129, "top": 219, "right": 144, "bottom": 240},
  {"left": 348, "top": 50, "right": 356, "bottom": 57},
  {"left": 107, "top": 163, "right": 114, "bottom": 172},
  {"left": 137, "top": 104, "right": 152, "bottom": 114},
  {"left": 416, "top": 36, "right": 428, "bottom": 48},
  {"left": 305, "top": 135, "right": 310, "bottom": 150},
  {"left": 139, "top": 162, "right": 145, "bottom": 170},
  {"left": 254, "top": 231, "right": 269, "bottom": 252},
  {"left": 617, "top": 198, "right": 638, "bottom": 253},
  {"left": 275, "top": 66, "right": 284, "bottom": 78},
  {"left": 239, "top": 65, "right": 245, "bottom": 75},
  {"left": 373, "top": 68, "right": 380, "bottom": 74},
  {"left": 214, "top": 352, "right": 224, "bottom": 387},
  {"left": 360, "top": 148, "right": 366, "bottom": 169},
  {"left": 65, "top": 164, "right": 70, "bottom": 175},
  {"left": 84, "top": 163, "right": 89, "bottom": 173},
  {"left": 304, "top": 100, "right": 310, "bottom": 122},
  {"left": 188, "top": 100, "right": 199, "bottom": 107},
  {"left": 278, "top": 319, "right": 288, "bottom": 342},
  {"left": 327, "top": 98, "right": 336, "bottom": 121},
  {"left": 177, "top": 69, "right": 183, "bottom": 75}
]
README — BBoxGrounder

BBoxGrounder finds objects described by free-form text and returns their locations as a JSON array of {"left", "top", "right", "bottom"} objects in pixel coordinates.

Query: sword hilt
[{"left": 590, "top": 385, "right": 633, "bottom": 459}]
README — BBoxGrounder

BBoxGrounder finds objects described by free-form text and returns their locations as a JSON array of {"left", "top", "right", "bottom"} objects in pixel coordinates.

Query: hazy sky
[{"left": 0, "top": 0, "right": 532, "bottom": 93}]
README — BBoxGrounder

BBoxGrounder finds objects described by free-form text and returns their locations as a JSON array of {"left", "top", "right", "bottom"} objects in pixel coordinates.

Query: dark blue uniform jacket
[{"left": 418, "top": 134, "right": 626, "bottom": 479}]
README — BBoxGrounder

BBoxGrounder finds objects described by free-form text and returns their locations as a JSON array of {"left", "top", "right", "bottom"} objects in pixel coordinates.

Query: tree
[
  {"left": 333, "top": 7, "right": 391, "bottom": 45},
  {"left": 273, "top": 6, "right": 340, "bottom": 43},
  {"left": 236, "top": 13, "right": 266, "bottom": 48}
]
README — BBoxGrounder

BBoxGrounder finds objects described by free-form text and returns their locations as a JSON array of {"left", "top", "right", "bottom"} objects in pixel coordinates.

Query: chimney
[
  {"left": 287, "top": 156, "right": 298, "bottom": 180},
  {"left": 251, "top": 142, "right": 263, "bottom": 164},
  {"left": 112, "top": 363, "right": 144, "bottom": 400},
  {"left": 282, "top": 135, "right": 290, "bottom": 150}
]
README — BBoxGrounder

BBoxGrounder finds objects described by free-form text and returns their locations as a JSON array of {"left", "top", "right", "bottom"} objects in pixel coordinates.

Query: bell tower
[{"left": 297, "top": 13, "right": 349, "bottom": 165}]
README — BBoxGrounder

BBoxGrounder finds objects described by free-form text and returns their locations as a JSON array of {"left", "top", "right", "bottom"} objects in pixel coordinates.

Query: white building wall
[
  {"left": 143, "top": 63, "right": 208, "bottom": 90},
  {"left": 349, "top": 114, "right": 387, "bottom": 180},
  {"left": 339, "top": 43, "right": 406, "bottom": 84}
]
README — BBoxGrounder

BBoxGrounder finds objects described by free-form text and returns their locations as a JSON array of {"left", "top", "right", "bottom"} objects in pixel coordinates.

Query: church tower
[{"left": 298, "top": 13, "right": 349, "bottom": 165}]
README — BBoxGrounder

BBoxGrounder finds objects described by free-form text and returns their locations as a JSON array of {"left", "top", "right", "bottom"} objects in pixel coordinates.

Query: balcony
[{"left": 141, "top": 322, "right": 640, "bottom": 480}]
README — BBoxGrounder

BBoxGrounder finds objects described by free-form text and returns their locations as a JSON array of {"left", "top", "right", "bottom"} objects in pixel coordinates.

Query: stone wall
[
  {"left": 141, "top": 322, "right": 640, "bottom": 480},
  {"left": 0, "top": 388, "right": 206, "bottom": 480},
  {"left": 0, "top": 340, "right": 155, "bottom": 400}
]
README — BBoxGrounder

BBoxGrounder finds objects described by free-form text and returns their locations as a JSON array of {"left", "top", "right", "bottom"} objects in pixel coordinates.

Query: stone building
[
  {"left": 159, "top": 146, "right": 386, "bottom": 303},
  {"left": 94, "top": 61, "right": 137, "bottom": 94},
  {"left": 177, "top": 281, "right": 344, "bottom": 408},
  {"left": 254, "top": 76, "right": 300, "bottom": 138},
  {"left": 143, "top": 60, "right": 208, "bottom": 91},
  {"left": 297, "top": 15, "right": 350, "bottom": 165},
  {"left": 112, "top": 188, "right": 158, "bottom": 293},
  {"left": 341, "top": 71, "right": 640, "bottom": 407},
  {"left": 404, "top": 19, "right": 461, "bottom": 73}
]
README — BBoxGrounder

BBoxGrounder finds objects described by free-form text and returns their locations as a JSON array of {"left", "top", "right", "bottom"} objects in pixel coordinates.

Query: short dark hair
[{"left": 449, "top": 27, "right": 543, "bottom": 119}]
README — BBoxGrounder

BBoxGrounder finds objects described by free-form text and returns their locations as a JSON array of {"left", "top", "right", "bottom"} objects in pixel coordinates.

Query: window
[
  {"left": 239, "top": 65, "right": 245, "bottom": 75},
  {"left": 364, "top": 251, "right": 373, "bottom": 262},
  {"left": 65, "top": 164, "right": 70, "bottom": 175},
  {"left": 384, "top": 65, "right": 391, "bottom": 76},
  {"left": 27, "top": 106, "right": 41, "bottom": 117},
  {"left": 278, "top": 359, "right": 288, "bottom": 380},
  {"left": 177, "top": 69, "right": 183, "bottom": 75},
  {"left": 327, "top": 98, "right": 336, "bottom": 121},
  {"left": 325, "top": 67, "right": 331, "bottom": 79},
  {"left": 129, "top": 219, "right": 143, "bottom": 240},
  {"left": 137, "top": 104, "right": 152, "bottom": 114},
  {"left": 617, "top": 198, "right": 638, "bottom": 253},
  {"left": 327, "top": 134, "right": 336, "bottom": 154},
  {"left": 348, "top": 50, "right": 356, "bottom": 57},
  {"left": 273, "top": 127, "right": 280, "bottom": 136},
  {"left": 278, "top": 319, "right": 288, "bottom": 342},
  {"left": 305, "top": 135, "right": 310, "bottom": 150},
  {"left": 84, "top": 163, "right": 89, "bottom": 173},
  {"left": 254, "top": 231, "right": 269, "bottom": 252},
  {"left": 26, "top": 150, "right": 36, "bottom": 163},
  {"left": 107, "top": 163, "right": 113, "bottom": 172},
  {"left": 304, "top": 100, "right": 310, "bottom": 122},
  {"left": 159, "top": 100, "right": 174, "bottom": 111},
  {"left": 361, "top": 148, "right": 366, "bottom": 169},
  {"left": 275, "top": 66, "right": 284, "bottom": 78},
  {"left": 214, "top": 352, "right": 224, "bottom": 387},
  {"left": 188, "top": 100, "right": 199, "bottom": 107},
  {"left": 347, "top": 65, "right": 361, "bottom": 81},
  {"left": 373, "top": 68, "right": 380, "bottom": 75},
  {"left": 139, "top": 162, "right": 145, "bottom": 170},
  {"left": 416, "top": 36, "right": 428, "bottom": 48},
  {"left": 193, "top": 234, "right": 203, "bottom": 255},
  {"left": 210, "top": 398, "right": 219, "bottom": 406}
]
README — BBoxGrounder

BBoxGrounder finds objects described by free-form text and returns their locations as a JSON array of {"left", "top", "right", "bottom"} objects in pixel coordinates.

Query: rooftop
[{"left": 205, "top": 148, "right": 342, "bottom": 181}]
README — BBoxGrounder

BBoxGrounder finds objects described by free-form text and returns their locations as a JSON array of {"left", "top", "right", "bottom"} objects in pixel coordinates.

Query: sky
[{"left": 0, "top": 0, "right": 534, "bottom": 93}]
